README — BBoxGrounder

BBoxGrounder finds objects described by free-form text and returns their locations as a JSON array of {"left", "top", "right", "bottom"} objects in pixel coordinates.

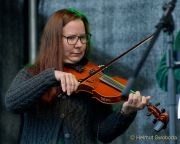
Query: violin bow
[{"left": 80, "top": 33, "right": 154, "bottom": 83}]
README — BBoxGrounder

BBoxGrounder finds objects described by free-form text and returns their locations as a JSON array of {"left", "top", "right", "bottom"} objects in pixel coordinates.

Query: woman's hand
[
  {"left": 54, "top": 70, "right": 79, "bottom": 96},
  {"left": 121, "top": 91, "right": 151, "bottom": 114}
]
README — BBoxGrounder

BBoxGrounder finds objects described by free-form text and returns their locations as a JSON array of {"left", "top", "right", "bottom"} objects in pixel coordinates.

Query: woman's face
[{"left": 62, "top": 19, "right": 87, "bottom": 64}]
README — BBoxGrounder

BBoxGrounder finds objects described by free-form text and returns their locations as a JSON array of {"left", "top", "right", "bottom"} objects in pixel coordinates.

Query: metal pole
[
  {"left": 167, "top": 34, "right": 177, "bottom": 144},
  {"left": 28, "top": 0, "right": 37, "bottom": 64}
]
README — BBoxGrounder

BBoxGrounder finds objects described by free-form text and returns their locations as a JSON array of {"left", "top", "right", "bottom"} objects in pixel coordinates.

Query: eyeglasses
[{"left": 62, "top": 34, "right": 91, "bottom": 45}]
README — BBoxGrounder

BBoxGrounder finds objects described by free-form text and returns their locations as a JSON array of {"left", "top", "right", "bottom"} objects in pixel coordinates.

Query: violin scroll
[{"left": 146, "top": 102, "right": 169, "bottom": 132}]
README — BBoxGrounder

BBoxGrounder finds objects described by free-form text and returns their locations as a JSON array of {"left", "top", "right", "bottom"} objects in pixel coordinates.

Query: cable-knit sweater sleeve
[
  {"left": 93, "top": 102, "right": 136, "bottom": 143},
  {"left": 5, "top": 68, "right": 59, "bottom": 113}
]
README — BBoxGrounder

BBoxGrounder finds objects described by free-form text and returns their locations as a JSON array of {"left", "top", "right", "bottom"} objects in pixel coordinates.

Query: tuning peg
[
  {"left": 155, "top": 102, "right": 160, "bottom": 106},
  {"left": 146, "top": 106, "right": 151, "bottom": 116},
  {"left": 146, "top": 112, "right": 151, "bottom": 116},
  {"left": 161, "top": 108, "right": 165, "bottom": 113},
  {"left": 153, "top": 119, "right": 157, "bottom": 124}
]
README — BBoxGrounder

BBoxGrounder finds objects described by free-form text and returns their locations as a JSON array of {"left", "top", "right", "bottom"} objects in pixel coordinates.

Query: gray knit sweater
[{"left": 5, "top": 68, "right": 136, "bottom": 144}]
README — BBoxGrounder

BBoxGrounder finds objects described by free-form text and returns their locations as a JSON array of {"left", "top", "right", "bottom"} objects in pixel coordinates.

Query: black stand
[{"left": 121, "top": 0, "right": 177, "bottom": 143}]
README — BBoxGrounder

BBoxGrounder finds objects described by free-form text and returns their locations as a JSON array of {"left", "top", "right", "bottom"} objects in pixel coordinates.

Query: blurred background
[{"left": 0, "top": 0, "right": 180, "bottom": 144}]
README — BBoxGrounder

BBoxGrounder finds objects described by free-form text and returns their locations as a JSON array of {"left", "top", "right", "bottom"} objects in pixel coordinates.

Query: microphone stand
[
  {"left": 166, "top": 29, "right": 177, "bottom": 144},
  {"left": 165, "top": 6, "right": 180, "bottom": 143},
  {"left": 121, "top": 0, "right": 177, "bottom": 144}
]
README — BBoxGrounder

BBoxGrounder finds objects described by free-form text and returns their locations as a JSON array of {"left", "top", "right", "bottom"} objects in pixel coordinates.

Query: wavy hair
[
  {"left": 28, "top": 8, "right": 91, "bottom": 102},
  {"left": 36, "top": 8, "right": 90, "bottom": 72}
]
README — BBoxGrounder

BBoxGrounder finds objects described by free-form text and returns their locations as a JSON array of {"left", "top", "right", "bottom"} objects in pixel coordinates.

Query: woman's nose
[{"left": 75, "top": 38, "right": 83, "bottom": 47}]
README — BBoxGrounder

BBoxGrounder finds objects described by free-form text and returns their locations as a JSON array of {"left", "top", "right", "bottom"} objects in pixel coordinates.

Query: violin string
[
  {"left": 83, "top": 67, "right": 135, "bottom": 94},
  {"left": 83, "top": 67, "right": 126, "bottom": 91},
  {"left": 101, "top": 74, "right": 135, "bottom": 94},
  {"left": 99, "top": 76, "right": 124, "bottom": 91},
  {"left": 100, "top": 75, "right": 124, "bottom": 91}
]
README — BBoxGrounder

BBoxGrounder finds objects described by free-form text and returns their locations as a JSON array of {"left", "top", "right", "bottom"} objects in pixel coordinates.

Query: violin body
[
  {"left": 64, "top": 61, "right": 169, "bottom": 131},
  {"left": 64, "top": 62, "right": 127, "bottom": 104}
]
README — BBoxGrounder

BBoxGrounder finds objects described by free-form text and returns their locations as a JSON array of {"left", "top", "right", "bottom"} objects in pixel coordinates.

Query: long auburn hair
[{"left": 28, "top": 8, "right": 91, "bottom": 103}]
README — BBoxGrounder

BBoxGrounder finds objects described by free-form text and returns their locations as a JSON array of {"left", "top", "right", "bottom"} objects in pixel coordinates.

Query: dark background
[{"left": 1, "top": 0, "right": 180, "bottom": 144}]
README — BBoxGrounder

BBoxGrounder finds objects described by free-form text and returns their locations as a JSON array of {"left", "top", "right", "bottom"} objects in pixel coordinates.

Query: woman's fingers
[
  {"left": 132, "top": 91, "right": 141, "bottom": 105},
  {"left": 128, "top": 91, "right": 141, "bottom": 105},
  {"left": 65, "top": 73, "right": 71, "bottom": 96},
  {"left": 73, "top": 75, "right": 80, "bottom": 91},
  {"left": 60, "top": 73, "right": 66, "bottom": 93},
  {"left": 138, "top": 96, "right": 151, "bottom": 109},
  {"left": 54, "top": 70, "right": 79, "bottom": 96},
  {"left": 128, "top": 93, "right": 133, "bottom": 104},
  {"left": 65, "top": 73, "right": 79, "bottom": 96},
  {"left": 122, "top": 91, "right": 152, "bottom": 114},
  {"left": 67, "top": 73, "right": 79, "bottom": 95}
]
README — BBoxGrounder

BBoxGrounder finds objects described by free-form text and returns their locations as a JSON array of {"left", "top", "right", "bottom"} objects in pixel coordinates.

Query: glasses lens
[
  {"left": 80, "top": 34, "right": 91, "bottom": 44},
  {"left": 67, "top": 35, "right": 78, "bottom": 45},
  {"left": 65, "top": 34, "right": 91, "bottom": 45}
]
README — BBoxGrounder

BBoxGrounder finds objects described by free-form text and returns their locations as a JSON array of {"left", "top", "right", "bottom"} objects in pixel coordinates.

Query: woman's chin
[{"left": 64, "top": 57, "right": 83, "bottom": 64}]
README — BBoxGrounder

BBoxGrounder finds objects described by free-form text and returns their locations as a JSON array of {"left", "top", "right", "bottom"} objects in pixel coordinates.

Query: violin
[
  {"left": 64, "top": 61, "right": 169, "bottom": 131},
  {"left": 64, "top": 62, "right": 127, "bottom": 104}
]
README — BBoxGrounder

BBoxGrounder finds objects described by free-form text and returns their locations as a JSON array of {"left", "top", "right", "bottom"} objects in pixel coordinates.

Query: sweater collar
[{"left": 63, "top": 57, "right": 88, "bottom": 72}]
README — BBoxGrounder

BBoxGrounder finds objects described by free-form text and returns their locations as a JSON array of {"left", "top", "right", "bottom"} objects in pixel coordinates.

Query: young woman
[{"left": 5, "top": 8, "right": 151, "bottom": 144}]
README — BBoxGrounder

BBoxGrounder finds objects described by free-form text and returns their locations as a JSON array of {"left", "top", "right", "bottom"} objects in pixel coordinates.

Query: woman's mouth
[{"left": 71, "top": 52, "right": 82, "bottom": 56}]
